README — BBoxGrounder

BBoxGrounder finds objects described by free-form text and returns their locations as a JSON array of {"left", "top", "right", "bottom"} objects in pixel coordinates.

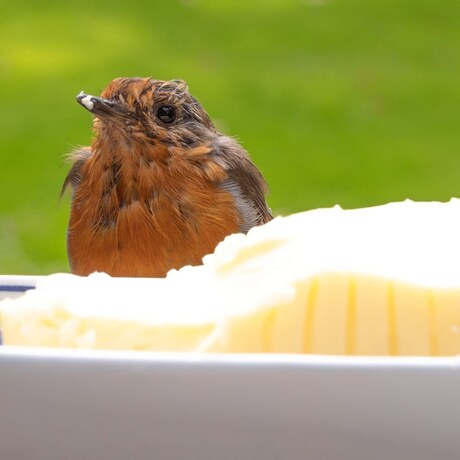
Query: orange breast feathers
[{"left": 63, "top": 77, "right": 272, "bottom": 277}]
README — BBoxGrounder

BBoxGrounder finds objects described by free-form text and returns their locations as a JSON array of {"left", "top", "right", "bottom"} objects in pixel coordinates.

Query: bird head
[{"left": 76, "top": 77, "right": 217, "bottom": 148}]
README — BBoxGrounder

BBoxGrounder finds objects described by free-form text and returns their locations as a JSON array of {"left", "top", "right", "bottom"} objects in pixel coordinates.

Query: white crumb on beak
[{"left": 81, "top": 96, "right": 94, "bottom": 111}]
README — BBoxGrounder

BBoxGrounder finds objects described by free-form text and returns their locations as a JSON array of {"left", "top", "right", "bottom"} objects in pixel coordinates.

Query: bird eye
[{"left": 156, "top": 105, "right": 176, "bottom": 124}]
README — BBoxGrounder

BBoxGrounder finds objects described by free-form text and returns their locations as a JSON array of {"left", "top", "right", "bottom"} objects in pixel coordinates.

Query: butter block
[
  {"left": 3, "top": 199, "right": 460, "bottom": 356},
  {"left": 0, "top": 272, "right": 217, "bottom": 351}
]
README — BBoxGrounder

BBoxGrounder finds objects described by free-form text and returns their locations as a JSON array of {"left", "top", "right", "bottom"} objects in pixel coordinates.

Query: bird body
[{"left": 64, "top": 77, "right": 272, "bottom": 277}]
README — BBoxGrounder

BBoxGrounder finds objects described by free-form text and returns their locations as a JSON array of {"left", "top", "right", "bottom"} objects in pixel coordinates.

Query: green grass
[{"left": 1, "top": 0, "right": 460, "bottom": 274}]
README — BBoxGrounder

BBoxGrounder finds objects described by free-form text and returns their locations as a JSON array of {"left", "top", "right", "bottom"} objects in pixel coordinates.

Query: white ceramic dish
[
  {"left": 1, "top": 277, "right": 460, "bottom": 460},
  {"left": 0, "top": 275, "right": 41, "bottom": 300}
]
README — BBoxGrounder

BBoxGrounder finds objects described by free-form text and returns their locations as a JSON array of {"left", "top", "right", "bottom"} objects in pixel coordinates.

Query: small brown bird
[{"left": 63, "top": 77, "right": 272, "bottom": 277}]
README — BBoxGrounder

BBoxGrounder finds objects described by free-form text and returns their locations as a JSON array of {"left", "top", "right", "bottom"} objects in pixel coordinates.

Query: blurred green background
[{"left": 1, "top": 0, "right": 460, "bottom": 274}]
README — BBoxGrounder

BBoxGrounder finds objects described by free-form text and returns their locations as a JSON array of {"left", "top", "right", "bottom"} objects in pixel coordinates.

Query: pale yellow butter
[{"left": 2, "top": 199, "right": 460, "bottom": 356}]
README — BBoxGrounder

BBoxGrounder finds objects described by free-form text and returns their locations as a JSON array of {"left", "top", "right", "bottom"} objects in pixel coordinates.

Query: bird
[{"left": 62, "top": 77, "right": 272, "bottom": 277}]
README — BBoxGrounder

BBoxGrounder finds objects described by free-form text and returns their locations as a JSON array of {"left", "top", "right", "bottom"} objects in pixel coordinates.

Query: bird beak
[{"left": 76, "top": 91, "right": 132, "bottom": 119}]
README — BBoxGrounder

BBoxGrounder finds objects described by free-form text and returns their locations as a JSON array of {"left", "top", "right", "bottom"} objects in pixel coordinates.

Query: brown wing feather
[
  {"left": 61, "top": 147, "right": 92, "bottom": 196},
  {"left": 213, "top": 136, "right": 272, "bottom": 232}
]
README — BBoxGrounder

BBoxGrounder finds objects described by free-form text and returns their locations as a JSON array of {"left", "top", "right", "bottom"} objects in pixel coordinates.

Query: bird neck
[{"left": 89, "top": 130, "right": 169, "bottom": 206}]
